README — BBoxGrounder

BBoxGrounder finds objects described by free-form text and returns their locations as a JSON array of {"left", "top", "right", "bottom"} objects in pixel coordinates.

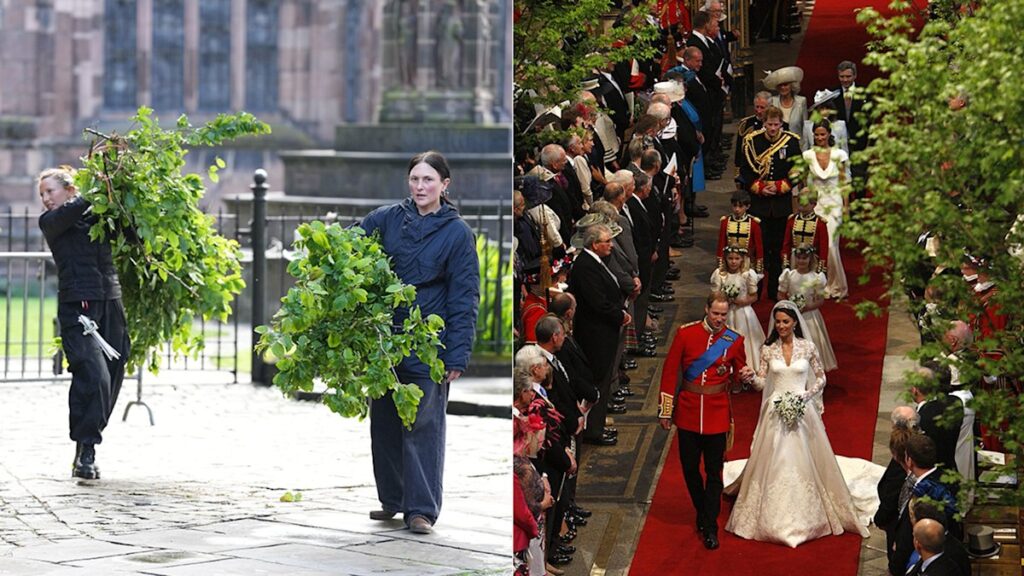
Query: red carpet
[
  {"left": 794, "top": 0, "right": 897, "bottom": 97},
  {"left": 631, "top": 244, "right": 888, "bottom": 575}
]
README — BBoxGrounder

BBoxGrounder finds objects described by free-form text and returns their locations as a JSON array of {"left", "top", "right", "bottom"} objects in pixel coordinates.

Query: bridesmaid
[{"left": 803, "top": 119, "right": 851, "bottom": 300}]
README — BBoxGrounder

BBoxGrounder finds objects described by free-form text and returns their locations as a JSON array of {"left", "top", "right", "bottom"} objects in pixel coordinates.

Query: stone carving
[
  {"left": 395, "top": 0, "right": 418, "bottom": 87},
  {"left": 435, "top": 0, "right": 464, "bottom": 89}
]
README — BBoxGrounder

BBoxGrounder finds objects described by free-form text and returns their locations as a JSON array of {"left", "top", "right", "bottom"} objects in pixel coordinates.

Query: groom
[{"left": 659, "top": 292, "right": 755, "bottom": 550}]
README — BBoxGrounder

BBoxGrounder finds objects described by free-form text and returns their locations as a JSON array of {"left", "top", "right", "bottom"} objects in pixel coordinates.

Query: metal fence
[{"left": 0, "top": 172, "right": 511, "bottom": 383}]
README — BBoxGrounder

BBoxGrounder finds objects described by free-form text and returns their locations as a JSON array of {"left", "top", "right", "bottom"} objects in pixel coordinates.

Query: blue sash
[
  {"left": 681, "top": 328, "right": 739, "bottom": 385},
  {"left": 680, "top": 100, "right": 705, "bottom": 193}
]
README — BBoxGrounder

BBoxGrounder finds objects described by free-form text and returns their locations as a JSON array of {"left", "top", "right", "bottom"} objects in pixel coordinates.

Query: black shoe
[
  {"left": 650, "top": 292, "right": 675, "bottom": 302},
  {"left": 770, "top": 34, "right": 791, "bottom": 43},
  {"left": 640, "top": 335, "right": 657, "bottom": 345},
  {"left": 703, "top": 530, "right": 720, "bottom": 550},
  {"left": 631, "top": 347, "right": 656, "bottom": 358},
  {"left": 555, "top": 544, "right": 576, "bottom": 555},
  {"left": 648, "top": 305, "right": 664, "bottom": 313},
  {"left": 566, "top": 514, "right": 587, "bottom": 528},
  {"left": 619, "top": 373, "right": 631, "bottom": 386},
  {"left": 621, "top": 359, "right": 638, "bottom": 370},
  {"left": 582, "top": 435, "right": 617, "bottom": 446},
  {"left": 705, "top": 173, "right": 723, "bottom": 181},
  {"left": 604, "top": 427, "right": 618, "bottom": 435},
  {"left": 608, "top": 404, "right": 627, "bottom": 414},
  {"left": 612, "top": 392, "right": 628, "bottom": 403},
  {"left": 369, "top": 509, "right": 399, "bottom": 520},
  {"left": 618, "top": 386, "right": 636, "bottom": 396},
  {"left": 558, "top": 532, "right": 576, "bottom": 544},
  {"left": 570, "top": 504, "right": 592, "bottom": 518},
  {"left": 549, "top": 554, "right": 574, "bottom": 566},
  {"left": 73, "top": 444, "right": 99, "bottom": 480},
  {"left": 659, "top": 284, "right": 675, "bottom": 294},
  {"left": 665, "top": 270, "right": 680, "bottom": 280},
  {"left": 647, "top": 311, "right": 660, "bottom": 320}
]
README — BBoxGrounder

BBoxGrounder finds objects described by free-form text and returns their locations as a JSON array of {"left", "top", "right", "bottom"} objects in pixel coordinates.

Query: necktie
[
  {"left": 555, "top": 173, "right": 568, "bottom": 190},
  {"left": 898, "top": 473, "right": 916, "bottom": 514},
  {"left": 551, "top": 356, "right": 569, "bottom": 381},
  {"left": 844, "top": 93, "right": 853, "bottom": 118}
]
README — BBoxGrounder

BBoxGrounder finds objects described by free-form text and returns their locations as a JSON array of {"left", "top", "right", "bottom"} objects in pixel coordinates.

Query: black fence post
[{"left": 251, "top": 169, "right": 269, "bottom": 385}]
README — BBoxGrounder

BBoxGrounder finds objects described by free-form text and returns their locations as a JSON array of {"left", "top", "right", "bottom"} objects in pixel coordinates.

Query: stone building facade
[{"left": 0, "top": 0, "right": 511, "bottom": 209}]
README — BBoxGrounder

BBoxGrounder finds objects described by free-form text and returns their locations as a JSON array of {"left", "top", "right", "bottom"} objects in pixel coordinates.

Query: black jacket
[{"left": 39, "top": 197, "right": 122, "bottom": 302}]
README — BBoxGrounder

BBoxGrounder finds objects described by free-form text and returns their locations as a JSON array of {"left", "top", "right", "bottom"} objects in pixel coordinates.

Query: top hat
[
  {"left": 966, "top": 525, "right": 1002, "bottom": 559},
  {"left": 654, "top": 80, "right": 686, "bottom": 103},
  {"left": 763, "top": 66, "right": 805, "bottom": 91}
]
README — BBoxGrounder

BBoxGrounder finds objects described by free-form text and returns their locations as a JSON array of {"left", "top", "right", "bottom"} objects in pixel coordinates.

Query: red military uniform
[
  {"left": 521, "top": 292, "right": 547, "bottom": 343},
  {"left": 782, "top": 212, "right": 829, "bottom": 273},
  {"left": 717, "top": 214, "right": 764, "bottom": 274},
  {"left": 659, "top": 319, "right": 748, "bottom": 435}
]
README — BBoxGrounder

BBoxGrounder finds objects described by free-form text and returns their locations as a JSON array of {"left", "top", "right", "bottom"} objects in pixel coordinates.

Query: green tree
[
  {"left": 78, "top": 108, "right": 270, "bottom": 374},
  {"left": 850, "top": 0, "right": 1024, "bottom": 508},
  {"left": 256, "top": 222, "right": 445, "bottom": 428}
]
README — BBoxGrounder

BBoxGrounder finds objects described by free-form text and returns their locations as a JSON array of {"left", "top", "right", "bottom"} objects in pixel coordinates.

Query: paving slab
[
  {"left": 228, "top": 543, "right": 465, "bottom": 575},
  {"left": 191, "top": 518, "right": 387, "bottom": 547},
  {"left": 7, "top": 537, "right": 151, "bottom": 563},
  {"left": 141, "top": 556, "right": 340, "bottom": 576}
]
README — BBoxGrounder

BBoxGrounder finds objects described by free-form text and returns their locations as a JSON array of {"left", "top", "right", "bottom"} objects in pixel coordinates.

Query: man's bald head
[
  {"left": 913, "top": 518, "right": 945, "bottom": 555},
  {"left": 891, "top": 405, "right": 919, "bottom": 430}
]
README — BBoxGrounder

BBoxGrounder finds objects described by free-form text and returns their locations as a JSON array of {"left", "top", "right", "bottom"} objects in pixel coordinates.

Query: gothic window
[
  {"left": 199, "top": 0, "right": 231, "bottom": 110},
  {"left": 151, "top": 0, "right": 184, "bottom": 111},
  {"left": 246, "top": 0, "right": 279, "bottom": 112},
  {"left": 103, "top": 0, "right": 137, "bottom": 109}
]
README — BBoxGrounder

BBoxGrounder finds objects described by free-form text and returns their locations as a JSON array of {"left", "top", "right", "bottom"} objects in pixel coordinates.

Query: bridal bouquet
[
  {"left": 722, "top": 282, "right": 742, "bottom": 301},
  {"left": 773, "top": 391, "right": 806, "bottom": 428},
  {"left": 791, "top": 292, "right": 807, "bottom": 310}
]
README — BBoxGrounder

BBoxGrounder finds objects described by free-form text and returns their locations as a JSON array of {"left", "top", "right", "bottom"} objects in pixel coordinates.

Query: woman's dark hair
[
  {"left": 765, "top": 306, "right": 804, "bottom": 345},
  {"left": 408, "top": 150, "right": 451, "bottom": 180},
  {"left": 812, "top": 119, "right": 835, "bottom": 147}
]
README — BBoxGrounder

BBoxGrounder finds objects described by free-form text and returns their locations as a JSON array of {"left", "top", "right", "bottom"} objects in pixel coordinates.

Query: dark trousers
[
  {"left": 58, "top": 299, "right": 129, "bottom": 445},
  {"left": 583, "top": 326, "right": 624, "bottom": 441},
  {"left": 678, "top": 429, "right": 727, "bottom": 530},
  {"left": 371, "top": 374, "right": 449, "bottom": 525},
  {"left": 761, "top": 215, "right": 787, "bottom": 299}
]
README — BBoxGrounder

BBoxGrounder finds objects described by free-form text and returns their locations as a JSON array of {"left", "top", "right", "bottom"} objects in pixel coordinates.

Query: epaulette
[
  {"left": 750, "top": 215, "right": 761, "bottom": 223},
  {"left": 720, "top": 215, "right": 728, "bottom": 222},
  {"left": 783, "top": 130, "right": 801, "bottom": 140},
  {"left": 680, "top": 320, "right": 701, "bottom": 329},
  {"left": 743, "top": 128, "right": 766, "bottom": 143}
]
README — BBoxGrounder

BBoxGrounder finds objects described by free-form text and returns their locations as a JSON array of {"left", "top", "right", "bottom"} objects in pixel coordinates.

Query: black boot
[
  {"left": 72, "top": 442, "right": 82, "bottom": 474},
  {"left": 73, "top": 444, "right": 100, "bottom": 480}
]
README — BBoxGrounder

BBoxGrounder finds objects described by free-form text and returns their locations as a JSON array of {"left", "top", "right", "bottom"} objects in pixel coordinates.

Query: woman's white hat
[
  {"left": 763, "top": 66, "right": 805, "bottom": 91},
  {"left": 653, "top": 81, "right": 686, "bottom": 103}
]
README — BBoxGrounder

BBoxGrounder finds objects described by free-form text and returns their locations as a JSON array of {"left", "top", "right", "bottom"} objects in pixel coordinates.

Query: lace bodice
[{"left": 753, "top": 338, "right": 826, "bottom": 398}]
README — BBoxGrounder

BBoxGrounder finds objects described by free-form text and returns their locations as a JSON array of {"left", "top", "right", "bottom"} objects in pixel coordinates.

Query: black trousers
[
  {"left": 58, "top": 299, "right": 129, "bottom": 445},
  {"left": 678, "top": 430, "right": 727, "bottom": 531},
  {"left": 761, "top": 215, "right": 787, "bottom": 300}
]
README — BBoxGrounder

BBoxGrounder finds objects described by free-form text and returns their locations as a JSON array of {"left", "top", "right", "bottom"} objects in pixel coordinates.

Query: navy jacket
[
  {"left": 39, "top": 197, "right": 122, "bottom": 302},
  {"left": 360, "top": 199, "right": 480, "bottom": 377}
]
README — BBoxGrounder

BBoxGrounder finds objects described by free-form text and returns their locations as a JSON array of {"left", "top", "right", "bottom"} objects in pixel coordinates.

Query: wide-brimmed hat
[
  {"left": 653, "top": 81, "right": 686, "bottom": 103},
  {"left": 518, "top": 174, "right": 553, "bottom": 207},
  {"left": 570, "top": 214, "right": 622, "bottom": 250},
  {"left": 967, "top": 525, "right": 1002, "bottom": 559},
  {"left": 580, "top": 77, "right": 600, "bottom": 92},
  {"left": 763, "top": 66, "right": 804, "bottom": 91},
  {"left": 810, "top": 89, "right": 840, "bottom": 110}
]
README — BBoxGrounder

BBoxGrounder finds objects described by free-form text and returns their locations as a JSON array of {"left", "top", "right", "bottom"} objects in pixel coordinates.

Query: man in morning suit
[
  {"left": 569, "top": 224, "right": 631, "bottom": 446},
  {"left": 659, "top": 292, "right": 755, "bottom": 550},
  {"left": 907, "top": 519, "right": 962, "bottom": 576},
  {"left": 825, "top": 61, "right": 868, "bottom": 196},
  {"left": 738, "top": 105, "right": 801, "bottom": 299}
]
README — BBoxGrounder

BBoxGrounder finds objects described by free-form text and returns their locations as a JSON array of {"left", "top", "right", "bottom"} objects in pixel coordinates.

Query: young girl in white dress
[
  {"left": 710, "top": 246, "right": 765, "bottom": 387},
  {"left": 779, "top": 247, "right": 838, "bottom": 373},
  {"left": 803, "top": 118, "right": 851, "bottom": 300}
]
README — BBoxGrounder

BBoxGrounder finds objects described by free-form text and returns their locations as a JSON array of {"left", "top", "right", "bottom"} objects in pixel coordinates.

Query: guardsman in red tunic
[
  {"left": 717, "top": 190, "right": 764, "bottom": 276},
  {"left": 659, "top": 292, "right": 754, "bottom": 550},
  {"left": 781, "top": 191, "right": 829, "bottom": 273}
]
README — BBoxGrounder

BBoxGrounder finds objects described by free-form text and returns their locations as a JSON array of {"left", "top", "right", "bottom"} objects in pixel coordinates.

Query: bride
[{"left": 723, "top": 301, "right": 871, "bottom": 547}]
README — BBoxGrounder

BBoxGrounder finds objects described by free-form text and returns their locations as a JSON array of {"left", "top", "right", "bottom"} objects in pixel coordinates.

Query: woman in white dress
[
  {"left": 724, "top": 301, "right": 869, "bottom": 548},
  {"left": 779, "top": 248, "right": 838, "bottom": 373},
  {"left": 803, "top": 118, "right": 851, "bottom": 300},
  {"left": 710, "top": 246, "right": 766, "bottom": 385}
]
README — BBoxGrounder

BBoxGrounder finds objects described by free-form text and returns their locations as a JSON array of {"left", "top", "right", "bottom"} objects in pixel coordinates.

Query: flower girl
[
  {"left": 778, "top": 247, "right": 838, "bottom": 372},
  {"left": 711, "top": 246, "right": 766, "bottom": 390}
]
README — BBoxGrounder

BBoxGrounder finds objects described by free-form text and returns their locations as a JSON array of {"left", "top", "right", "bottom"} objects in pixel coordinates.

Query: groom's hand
[{"left": 659, "top": 418, "right": 672, "bottom": 431}]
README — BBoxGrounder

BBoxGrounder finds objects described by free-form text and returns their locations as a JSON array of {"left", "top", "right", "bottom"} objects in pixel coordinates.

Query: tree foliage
[
  {"left": 255, "top": 222, "right": 446, "bottom": 428},
  {"left": 77, "top": 107, "right": 270, "bottom": 374},
  {"left": 849, "top": 0, "right": 1024, "bottom": 507}
]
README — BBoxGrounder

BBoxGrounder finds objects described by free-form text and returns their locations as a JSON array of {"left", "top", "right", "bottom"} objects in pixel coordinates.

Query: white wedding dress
[{"left": 724, "top": 338, "right": 872, "bottom": 547}]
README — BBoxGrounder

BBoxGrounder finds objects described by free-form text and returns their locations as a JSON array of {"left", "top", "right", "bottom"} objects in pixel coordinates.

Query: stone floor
[{"left": 0, "top": 374, "right": 511, "bottom": 575}]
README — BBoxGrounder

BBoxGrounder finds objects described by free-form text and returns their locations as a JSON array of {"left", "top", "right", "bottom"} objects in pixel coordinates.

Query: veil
[{"left": 761, "top": 300, "right": 823, "bottom": 413}]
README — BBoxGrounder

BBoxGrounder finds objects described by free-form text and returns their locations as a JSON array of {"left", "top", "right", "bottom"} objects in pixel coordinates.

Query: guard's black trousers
[
  {"left": 678, "top": 430, "right": 727, "bottom": 531},
  {"left": 58, "top": 299, "right": 130, "bottom": 445}
]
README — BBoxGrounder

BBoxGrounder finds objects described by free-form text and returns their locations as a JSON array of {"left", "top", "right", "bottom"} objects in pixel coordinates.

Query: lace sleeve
[
  {"left": 752, "top": 344, "right": 772, "bottom": 390},
  {"left": 802, "top": 339, "right": 827, "bottom": 397}
]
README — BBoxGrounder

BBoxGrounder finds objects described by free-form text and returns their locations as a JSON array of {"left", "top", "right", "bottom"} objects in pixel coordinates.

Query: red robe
[
  {"left": 521, "top": 292, "right": 547, "bottom": 343},
  {"left": 782, "top": 212, "right": 829, "bottom": 273},
  {"left": 659, "top": 320, "right": 748, "bottom": 434},
  {"left": 717, "top": 214, "right": 764, "bottom": 274}
]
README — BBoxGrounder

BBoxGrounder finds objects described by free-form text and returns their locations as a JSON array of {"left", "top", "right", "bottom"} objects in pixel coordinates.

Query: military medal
[{"left": 716, "top": 365, "right": 728, "bottom": 376}]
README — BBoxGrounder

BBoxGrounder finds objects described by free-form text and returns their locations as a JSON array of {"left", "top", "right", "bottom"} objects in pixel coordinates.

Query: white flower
[
  {"left": 722, "top": 282, "right": 742, "bottom": 300},
  {"left": 791, "top": 292, "right": 807, "bottom": 310},
  {"left": 773, "top": 391, "right": 806, "bottom": 428}
]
